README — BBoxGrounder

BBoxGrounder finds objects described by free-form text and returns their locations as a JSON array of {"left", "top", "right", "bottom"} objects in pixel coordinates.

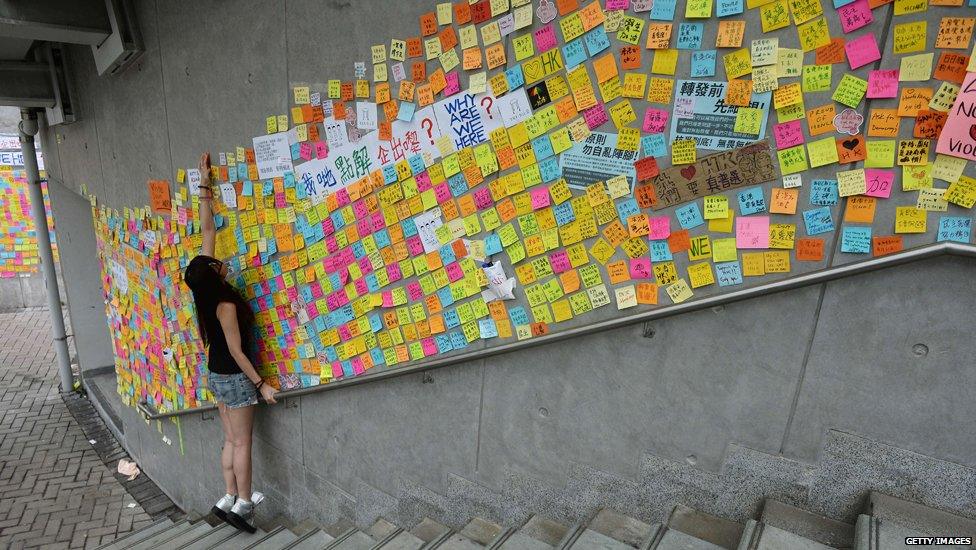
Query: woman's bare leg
[
  {"left": 217, "top": 403, "right": 237, "bottom": 496},
  {"left": 226, "top": 404, "right": 255, "bottom": 500}
]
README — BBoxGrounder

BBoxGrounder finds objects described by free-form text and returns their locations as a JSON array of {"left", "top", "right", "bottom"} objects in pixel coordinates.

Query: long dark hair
[{"left": 183, "top": 255, "right": 254, "bottom": 347}]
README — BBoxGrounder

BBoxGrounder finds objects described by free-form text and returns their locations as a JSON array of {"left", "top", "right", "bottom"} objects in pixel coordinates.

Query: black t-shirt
[{"left": 205, "top": 302, "right": 252, "bottom": 375}]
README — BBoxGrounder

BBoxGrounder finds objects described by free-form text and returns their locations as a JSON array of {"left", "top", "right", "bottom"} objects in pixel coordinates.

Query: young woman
[{"left": 183, "top": 152, "right": 278, "bottom": 533}]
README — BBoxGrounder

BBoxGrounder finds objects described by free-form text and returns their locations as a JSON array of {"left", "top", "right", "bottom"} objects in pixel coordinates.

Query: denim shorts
[{"left": 208, "top": 371, "right": 258, "bottom": 409}]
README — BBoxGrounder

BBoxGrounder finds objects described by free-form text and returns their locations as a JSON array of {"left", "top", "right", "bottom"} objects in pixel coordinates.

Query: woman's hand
[
  {"left": 259, "top": 383, "right": 278, "bottom": 404},
  {"left": 198, "top": 152, "right": 215, "bottom": 197}
]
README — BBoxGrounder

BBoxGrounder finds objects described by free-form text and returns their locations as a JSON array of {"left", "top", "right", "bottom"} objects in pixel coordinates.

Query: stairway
[{"left": 95, "top": 491, "right": 976, "bottom": 549}]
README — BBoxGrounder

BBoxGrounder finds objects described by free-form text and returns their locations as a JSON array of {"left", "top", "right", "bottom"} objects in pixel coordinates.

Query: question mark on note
[
  {"left": 421, "top": 118, "right": 434, "bottom": 144},
  {"left": 481, "top": 97, "right": 494, "bottom": 120}
]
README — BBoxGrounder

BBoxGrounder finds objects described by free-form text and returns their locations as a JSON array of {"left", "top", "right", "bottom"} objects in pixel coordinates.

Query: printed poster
[
  {"left": 669, "top": 80, "right": 772, "bottom": 151},
  {"left": 558, "top": 131, "right": 638, "bottom": 190}
]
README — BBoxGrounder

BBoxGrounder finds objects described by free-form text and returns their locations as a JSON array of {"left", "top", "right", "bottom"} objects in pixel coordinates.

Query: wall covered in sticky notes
[
  {"left": 0, "top": 166, "right": 58, "bottom": 279},
  {"left": 78, "top": 0, "right": 975, "bottom": 414}
]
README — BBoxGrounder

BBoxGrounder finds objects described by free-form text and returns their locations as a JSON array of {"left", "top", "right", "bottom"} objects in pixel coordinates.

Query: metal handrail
[{"left": 135, "top": 242, "right": 976, "bottom": 420}]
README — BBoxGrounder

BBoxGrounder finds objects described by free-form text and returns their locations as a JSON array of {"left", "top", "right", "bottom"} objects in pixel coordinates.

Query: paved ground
[{"left": 0, "top": 308, "right": 154, "bottom": 549}]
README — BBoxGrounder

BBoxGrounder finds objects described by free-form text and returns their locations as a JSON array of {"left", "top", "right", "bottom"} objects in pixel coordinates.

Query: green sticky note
[
  {"left": 865, "top": 140, "right": 896, "bottom": 168},
  {"left": 712, "top": 237, "right": 738, "bottom": 262},
  {"left": 808, "top": 137, "right": 840, "bottom": 167}
]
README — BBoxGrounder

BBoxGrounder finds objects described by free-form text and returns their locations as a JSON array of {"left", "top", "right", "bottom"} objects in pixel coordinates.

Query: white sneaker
[
  {"left": 210, "top": 494, "right": 236, "bottom": 522},
  {"left": 226, "top": 492, "right": 264, "bottom": 533}
]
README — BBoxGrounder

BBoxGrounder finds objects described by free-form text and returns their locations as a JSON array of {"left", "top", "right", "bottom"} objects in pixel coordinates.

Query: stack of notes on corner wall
[
  {"left": 0, "top": 166, "right": 58, "bottom": 279},
  {"left": 89, "top": 0, "right": 976, "bottom": 413}
]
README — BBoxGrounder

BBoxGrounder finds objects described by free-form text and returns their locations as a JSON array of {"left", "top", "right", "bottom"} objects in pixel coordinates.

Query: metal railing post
[{"left": 19, "top": 108, "right": 73, "bottom": 392}]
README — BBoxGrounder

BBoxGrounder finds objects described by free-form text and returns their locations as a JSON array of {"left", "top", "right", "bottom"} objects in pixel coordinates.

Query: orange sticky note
[
  {"left": 796, "top": 238, "right": 824, "bottom": 261},
  {"left": 769, "top": 188, "right": 798, "bottom": 214},
  {"left": 844, "top": 196, "right": 877, "bottom": 223}
]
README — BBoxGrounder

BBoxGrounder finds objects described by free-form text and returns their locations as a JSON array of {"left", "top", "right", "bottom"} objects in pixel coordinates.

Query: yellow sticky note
[
  {"left": 899, "top": 53, "right": 934, "bottom": 82},
  {"left": 893, "top": 21, "right": 927, "bottom": 54},
  {"left": 685, "top": 0, "right": 714, "bottom": 18},
  {"left": 865, "top": 140, "right": 896, "bottom": 168},
  {"left": 837, "top": 168, "right": 867, "bottom": 197},
  {"left": 797, "top": 17, "right": 830, "bottom": 52},
  {"left": 703, "top": 195, "right": 729, "bottom": 219},
  {"left": 760, "top": 0, "right": 791, "bottom": 33},
  {"left": 672, "top": 139, "right": 697, "bottom": 165},
  {"left": 713, "top": 238, "right": 738, "bottom": 262},
  {"left": 666, "top": 279, "right": 694, "bottom": 303},
  {"left": 894, "top": 206, "right": 926, "bottom": 233},
  {"left": 723, "top": 48, "right": 753, "bottom": 79},
  {"left": 651, "top": 49, "right": 679, "bottom": 75},
  {"left": 807, "top": 137, "right": 839, "bottom": 167},
  {"left": 734, "top": 107, "right": 764, "bottom": 135},
  {"left": 688, "top": 263, "right": 715, "bottom": 288}
]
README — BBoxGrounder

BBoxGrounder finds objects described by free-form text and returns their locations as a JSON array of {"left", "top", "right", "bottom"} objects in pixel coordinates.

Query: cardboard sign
[{"left": 652, "top": 140, "right": 778, "bottom": 209}]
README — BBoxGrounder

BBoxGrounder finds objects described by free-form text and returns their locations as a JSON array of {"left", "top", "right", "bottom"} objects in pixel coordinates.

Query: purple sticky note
[
  {"left": 864, "top": 169, "right": 894, "bottom": 198},
  {"left": 773, "top": 120, "right": 805, "bottom": 150},
  {"left": 837, "top": 0, "right": 873, "bottom": 33},
  {"left": 867, "top": 69, "right": 899, "bottom": 98},
  {"left": 534, "top": 24, "right": 558, "bottom": 53},
  {"left": 845, "top": 33, "right": 881, "bottom": 70},
  {"left": 736, "top": 216, "right": 770, "bottom": 249},
  {"left": 583, "top": 102, "right": 609, "bottom": 129}
]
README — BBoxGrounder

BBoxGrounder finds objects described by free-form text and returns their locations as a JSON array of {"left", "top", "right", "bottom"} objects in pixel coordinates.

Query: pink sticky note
[
  {"left": 444, "top": 72, "right": 461, "bottom": 96},
  {"left": 534, "top": 24, "right": 558, "bottom": 53},
  {"left": 837, "top": 0, "right": 873, "bottom": 33},
  {"left": 867, "top": 70, "right": 899, "bottom": 98},
  {"left": 642, "top": 108, "right": 669, "bottom": 133},
  {"left": 421, "top": 338, "right": 438, "bottom": 356},
  {"left": 629, "top": 257, "right": 652, "bottom": 279},
  {"left": 736, "top": 216, "right": 770, "bottom": 249},
  {"left": 773, "top": 120, "right": 805, "bottom": 150},
  {"left": 299, "top": 142, "right": 313, "bottom": 160},
  {"left": 549, "top": 250, "right": 571, "bottom": 273},
  {"left": 936, "top": 72, "right": 976, "bottom": 162},
  {"left": 331, "top": 362, "right": 344, "bottom": 379},
  {"left": 583, "top": 102, "right": 609, "bottom": 129},
  {"left": 530, "top": 187, "right": 551, "bottom": 209},
  {"left": 315, "top": 141, "right": 329, "bottom": 159},
  {"left": 864, "top": 169, "right": 894, "bottom": 198},
  {"left": 845, "top": 33, "right": 880, "bottom": 70},
  {"left": 606, "top": 0, "right": 630, "bottom": 8},
  {"left": 648, "top": 216, "right": 671, "bottom": 240}
]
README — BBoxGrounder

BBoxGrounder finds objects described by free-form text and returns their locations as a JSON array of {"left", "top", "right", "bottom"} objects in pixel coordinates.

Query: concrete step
[
  {"left": 245, "top": 526, "right": 300, "bottom": 549},
  {"left": 94, "top": 517, "right": 174, "bottom": 550},
  {"left": 411, "top": 518, "right": 452, "bottom": 543},
  {"left": 496, "top": 531, "right": 555, "bottom": 549},
  {"left": 521, "top": 515, "right": 572, "bottom": 547},
  {"left": 326, "top": 528, "right": 378, "bottom": 549},
  {"left": 286, "top": 529, "right": 336, "bottom": 550},
  {"left": 868, "top": 492, "right": 976, "bottom": 540},
  {"left": 216, "top": 527, "right": 273, "bottom": 549},
  {"left": 369, "top": 518, "right": 402, "bottom": 541},
  {"left": 375, "top": 529, "right": 426, "bottom": 550},
  {"left": 162, "top": 521, "right": 216, "bottom": 547},
  {"left": 589, "top": 508, "right": 654, "bottom": 547},
  {"left": 760, "top": 500, "right": 853, "bottom": 548},
  {"left": 643, "top": 525, "right": 726, "bottom": 550},
  {"left": 460, "top": 517, "right": 504, "bottom": 545},
  {"left": 563, "top": 526, "right": 634, "bottom": 549},
  {"left": 435, "top": 532, "right": 486, "bottom": 549},
  {"left": 130, "top": 519, "right": 196, "bottom": 550},
  {"left": 668, "top": 505, "right": 743, "bottom": 549},
  {"left": 737, "top": 520, "right": 836, "bottom": 550},
  {"left": 182, "top": 522, "right": 237, "bottom": 549},
  {"left": 291, "top": 519, "right": 323, "bottom": 537}
]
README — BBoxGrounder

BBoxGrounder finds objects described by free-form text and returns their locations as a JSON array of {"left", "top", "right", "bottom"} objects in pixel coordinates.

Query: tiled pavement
[{"left": 0, "top": 308, "right": 158, "bottom": 549}]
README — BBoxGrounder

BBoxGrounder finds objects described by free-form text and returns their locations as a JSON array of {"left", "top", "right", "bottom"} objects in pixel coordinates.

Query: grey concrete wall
[
  {"left": 0, "top": 273, "right": 62, "bottom": 311},
  {"left": 36, "top": 0, "right": 976, "bottom": 533},
  {"left": 100, "top": 256, "right": 976, "bottom": 530}
]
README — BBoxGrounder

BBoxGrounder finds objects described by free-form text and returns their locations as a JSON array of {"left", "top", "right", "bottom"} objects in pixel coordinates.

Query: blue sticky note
[
  {"left": 715, "top": 261, "right": 743, "bottom": 286},
  {"left": 553, "top": 202, "right": 576, "bottom": 225},
  {"left": 437, "top": 286, "right": 455, "bottom": 307},
  {"left": 290, "top": 142, "right": 301, "bottom": 160},
  {"left": 478, "top": 318, "right": 498, "bottom": 338},
  {"left": 584, "top": 26, "right": 611, "bottom": 56},
  {"left": 374, "top": 228, "right": 391, "bottom": 248},
  {"left": 242, "top": 180, "right": 253, "bottom": 196},
  {"left": 563, "top": 39, "right": 588, "bottom": 68},
  {"left": 485, "top": 234, "right": 502, "bottom": 255},
  {"left": 650, "top": 0, "right": 677, "bottom": 20},
  {"left": 408, "top": 154, "right": 426, "bottom": 175},
  {"left": 803, "top": 207, "right": 834, "bottom": 236},
  {"left": 616, "top": 198, "right": 640, "bottom": 221},
  {"left": 443, "top": 309, "right": 461, "bottom": 328},
  {"left": 435, "top": 334, "right": 454, "bottom": 353},
  {"left": 383, "top": 164, "right": 398, "bottom": 183},
  {"left": 505, "top": 65, "right": 525, "bottom": 90},
  {"left": 675, "top": 203, "right": 705, "bottom": 229},
  {"left": 810, "top": 179, "right": 839, "bottom": 206},
  {"left": 397, "top": 101, "right": 416, "bottom": 122},
  {"left": 716, "top": 0, "right": 743, "bottom": 16},
  {"left": 532, "top": 135, "right": 555, "bottom": 160},
  {"left": 439, "top": 245, "right": 457, "bottom": 264},
  {"left": 738, "top": 186, "right": 766, "bottom": 215},
  {"left": 650, "top": 240, "right": 673, "bottom": 262},
  {"left": 448, "top": 173, "right": 468, "bottom": 197},
  {"left": 676, "top": 23, "right": 704, "bottom": 49},
  {"left": 449, "top": 331, "right": 468, "bottom": 349},
  {"left": 509, "top": 306, "right": 530, "bottom": 325},
  {"left": 937, "top": 217, "right": 971, "bottom": 243},
  {"left": 833, "top": 0, "right": 855, "bottom": 7},
  {"left": 690, "top": 50, "right": 717, "bottom": 77},
  {"left": 539, "top": 156, "right": 561, "bottom": 182},
  {"left": 641, "top": 134, "right": 667, "bottom": 158},
  {"left": 237, "top": 163, "right": 247, "bottom": 180},
  {"left": 401, "top": 217, "right": 417, "bottom": 237},
  {"left": 841, "top": 226, "right": 871, "bottom": 253}
]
